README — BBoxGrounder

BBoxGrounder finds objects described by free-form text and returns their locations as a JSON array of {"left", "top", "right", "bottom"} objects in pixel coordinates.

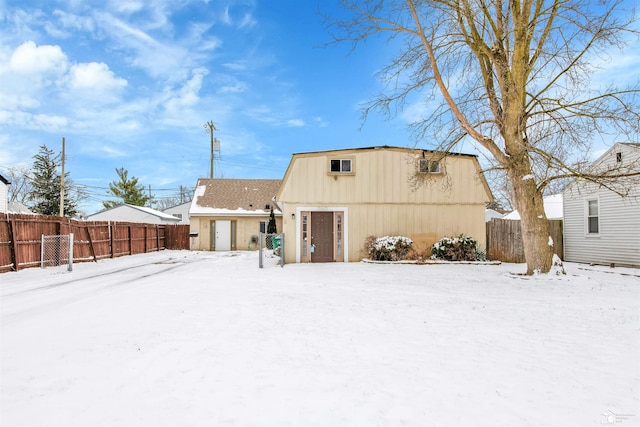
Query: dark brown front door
[{"left": 311, "top": 212, "right": 334, "bottom": 262}]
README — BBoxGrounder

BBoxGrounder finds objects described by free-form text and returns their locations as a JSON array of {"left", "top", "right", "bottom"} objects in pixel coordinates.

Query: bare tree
[
  {"left": 4, "top": 166, "right": 33, "bottom": 204},
  {"left": 155, "top": 186, "right": 194, "bottom": 211},
  {"left": 328, "top": 0, "right": 640, "bottom": 274}
]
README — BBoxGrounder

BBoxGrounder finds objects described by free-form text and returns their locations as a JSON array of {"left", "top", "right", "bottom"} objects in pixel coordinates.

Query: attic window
[
  {"left": 616, "top": 152, "right": 622, "bottom": 163},
  {"left": 418, "top": 159, "right": 441, "bottom": 174},
  {"left": 265, "top": 204, "right": 270, "bottom": 210},
  {"left": 330, "top": 159, "right": 352, "bottom": 173}
]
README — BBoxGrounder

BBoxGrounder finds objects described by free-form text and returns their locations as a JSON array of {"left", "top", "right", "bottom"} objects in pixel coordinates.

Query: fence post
[
  {"left": 259, "top": 232, "right": 263, "bottom": 268},
  {"left": 85, "top": 223, "right": 97, "bottom": 262},
  {"left": 40, "top": 234, "right": 45, "bottom": 268},
  {"left": 280, "top": 233, "right": 285, "bottom": 267},
  {"left": 68, "top": 233, "right": 74, "bottom": 271},
  {"left": 110, "top": 221, "right": 114, "bottom": 258},
  {"left": 7, "top": 214, "right": 18, "bottom": 271}
]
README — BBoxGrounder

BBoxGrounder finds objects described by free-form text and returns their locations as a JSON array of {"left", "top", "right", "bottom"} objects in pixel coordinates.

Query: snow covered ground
[{"left": 1, "top": 250, "right": 638, "bottom": 427}]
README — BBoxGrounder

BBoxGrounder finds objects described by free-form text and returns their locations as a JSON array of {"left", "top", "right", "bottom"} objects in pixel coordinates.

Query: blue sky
[{"left": 1, "top": 0, "right": 638, "bottom": 214}]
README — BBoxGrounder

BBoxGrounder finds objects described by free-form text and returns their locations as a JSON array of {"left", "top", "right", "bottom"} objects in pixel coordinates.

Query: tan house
[
  {"left": 275, "top": 146, "right": 493, "bottom": 263},
  {"left": 189, "top": 179, "right": 282, "bottom": 251}
]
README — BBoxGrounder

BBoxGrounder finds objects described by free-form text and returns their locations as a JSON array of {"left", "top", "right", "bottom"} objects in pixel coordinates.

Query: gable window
[
  {"left": 330, "top": 159, "right": 352, "bottom": 173},
  {"left": 616, "top": 152, "right": 622, "bottom": 163},
  {"left": 587, "top": 199, "right": 599, "bottom": 234},
  {"left": 418, "top": 159, "right": 441, "bottom": 174}
]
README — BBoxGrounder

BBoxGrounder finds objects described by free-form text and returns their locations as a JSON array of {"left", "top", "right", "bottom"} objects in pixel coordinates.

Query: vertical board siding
[
  {"left": 0, "top": 213, "right": 190, "bottom": 273},
  {"left": 278, "top": 147, "right": 491, "bottom": 263},
  {"left": 486, "top": 219, "right": 563, "bottom": 263}
]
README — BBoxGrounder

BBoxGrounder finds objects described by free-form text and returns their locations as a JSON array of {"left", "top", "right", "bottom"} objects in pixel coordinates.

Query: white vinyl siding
[
  {"left": 563, "top": 144, "right": 640, "bottom": 267},
  {"left": 0, "top": 181, "right": 7, "bottom": 212}
]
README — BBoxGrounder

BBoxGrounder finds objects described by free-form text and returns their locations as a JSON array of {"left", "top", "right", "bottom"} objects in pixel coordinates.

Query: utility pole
[
  {"left": 59, "top": 137, "right": 65, "bottom": 217},
  {"left": 204, "top": 121, "right": 217, "bottom": 179}
]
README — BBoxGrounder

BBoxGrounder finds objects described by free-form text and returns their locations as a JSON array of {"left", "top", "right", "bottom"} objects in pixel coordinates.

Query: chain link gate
[
  {"left": 259, "top": 233, "right": 285, "bottom": 268},
  {"left": 41, "top": 233, "right": 74, "bottom": 271}
]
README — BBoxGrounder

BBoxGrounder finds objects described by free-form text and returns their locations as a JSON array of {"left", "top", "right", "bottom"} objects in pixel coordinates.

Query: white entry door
[{"left": 215, "top": 220, "right": 231, "bottom": 251}]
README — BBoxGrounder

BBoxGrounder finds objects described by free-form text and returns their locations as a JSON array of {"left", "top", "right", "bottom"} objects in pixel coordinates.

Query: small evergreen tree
[
  {"left": 103, "top": 167, "right": 151, "bottom": 209},
  {"left": 29, "top": 145, "right": 78, "bottom": 217},
  {"left": 267, "top": 207, "right": 277, "bottom": 234}
]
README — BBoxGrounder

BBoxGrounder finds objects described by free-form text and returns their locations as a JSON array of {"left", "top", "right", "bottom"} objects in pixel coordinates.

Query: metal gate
[{"left": 259, "top": 232, "right": 285, "bottom": 268}]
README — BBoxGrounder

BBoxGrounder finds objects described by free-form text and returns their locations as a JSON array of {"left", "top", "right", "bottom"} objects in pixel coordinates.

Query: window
[
  {"left": 259, "top": 221, "right": 267, "bottom": 234},
  {"left": 616, "top": 152, "right": 622, "bottom": 163},
  {"left": 336, "top": 213, "right": 343, "bottom": 257},
  {"left": 587, "top": 199, "right": 599, "bottom": 234},
  {"left": 330, "top": 159, "right": 352, "bottom": 173},
  {"left": 302, "top": 214, "right": 308, "bottom": 257},
  {"left": 418, "top": 159, "right": 441, "bottom": 174},
  {"left": 172, "top": 213, "right": 182, "bottom": 220}
]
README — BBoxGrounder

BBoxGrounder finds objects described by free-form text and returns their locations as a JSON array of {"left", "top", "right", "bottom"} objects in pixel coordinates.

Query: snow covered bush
[
  {"left": 431, "top": 234, "right": 484, "bottom": 261},
  {"left": 365, "top": 235, "right": 414, "bottom": 261}
]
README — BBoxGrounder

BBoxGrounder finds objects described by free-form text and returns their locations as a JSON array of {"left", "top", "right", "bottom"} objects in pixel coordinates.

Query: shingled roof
[{"left": 190, "top": 178, "right": 282, "bottom": 215}]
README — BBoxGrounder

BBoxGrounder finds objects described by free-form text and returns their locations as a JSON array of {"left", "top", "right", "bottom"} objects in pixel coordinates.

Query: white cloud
[
  {"left": 223, "top": 61, "right": 248, "bottom": 71},
  {"left": 109, "top": 0, "right": 144, "bottom": 15},
  {"left": 238, "top": 13, "right": 257, "bottom": 29},
  {"left": 93, "top": 11, "right": 194, "bottom": 80},
  {"left": 68, "top": 62, "right": 127, "bottom": 93},
  {"left": 287, "top": 119, "right": 306, "bottom": 128},
  {"left": 9, "top": 41, "right": 68, "bottom": 76},
  {"left": 314, "top": 116, "right": 329, "bottom": 127},
  {"left": 0, "top": 94, "right": 40, "bottom": 110},
  {"left": 161, "top": 67, "right": 209, "bottom": 123},
  {"left": 221, "top": 5, "right": 232, "bottom": 25}
]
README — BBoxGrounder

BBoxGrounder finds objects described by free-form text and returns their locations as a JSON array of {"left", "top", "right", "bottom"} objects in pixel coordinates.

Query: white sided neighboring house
[
  {"left": 563, "top": 143, "right": 640, "bottom": 268},
  {"left": 0, "top": 173, "right": 9, "bottom": 212},
  {"left": 502, "top": 194, "right": 563, "bottom": 220},
  {"left": 162, "top": 201, "right": 191, "bottom": 224},
  {"left": 85, "top": 204, "right": 182, "bottom": 225},
  {"left": 8, "top": 201, "right": 35, "bottom": 214}
]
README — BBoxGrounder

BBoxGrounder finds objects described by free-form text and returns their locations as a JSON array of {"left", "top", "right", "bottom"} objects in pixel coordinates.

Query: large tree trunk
[{"left": 509, "top": 170, "right": 554, "bottom": 274}]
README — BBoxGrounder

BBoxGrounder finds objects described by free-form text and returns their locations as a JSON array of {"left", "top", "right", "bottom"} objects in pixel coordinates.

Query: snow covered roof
[
  {"left": 190, "top": 178, "right": 282, "bottom": 216},
  {"left": 127, "top": 204, "right": 181, "bottom": 220},
  {"left": 8, "top": 201, "right": 35, "bottom": 214},
  {"left": 86, "top": 204, "right": 180, "bottom": 222},
  {"left": 503, "top": 194, "right": 563, "bottom": 220},
  {"left": 485, "top": 209, "right": 504, "bottom": 222}
]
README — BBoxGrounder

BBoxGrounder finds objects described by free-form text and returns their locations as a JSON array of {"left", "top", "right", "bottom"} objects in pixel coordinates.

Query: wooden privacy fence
[
  {"left": 486, "top": 218, "right": 563, "bottom": 263},
  {"left": 0, "top": 213, "right": 190, "bottom": 273}
]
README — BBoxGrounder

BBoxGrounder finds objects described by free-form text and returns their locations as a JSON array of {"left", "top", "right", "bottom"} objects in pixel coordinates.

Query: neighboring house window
[
  {"left": 418, "top": 159, "right": 441, "bottom": 174},
  {"left": 172, "top": 213, "right": 182, "bottom": 220},
  {"left": 330, "top": 159, "right": 352, "bottom": 173},
  {"left": 616, "top": 152, "right": 622, "bottom": 163},
  {"left": 259, "top": 221, "right": 267, "bottom": 234},
  {"left": 587, "top": 199, "right": 599, "bottom": 234}
]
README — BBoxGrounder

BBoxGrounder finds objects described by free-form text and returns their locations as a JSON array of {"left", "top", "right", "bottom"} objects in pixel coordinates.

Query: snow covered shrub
[
  {"left": 366, "top": 235, "right": 414, "bottom": 261},
  {"left": 431, "top": 234, "right": 484, "bottom": 261}
]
